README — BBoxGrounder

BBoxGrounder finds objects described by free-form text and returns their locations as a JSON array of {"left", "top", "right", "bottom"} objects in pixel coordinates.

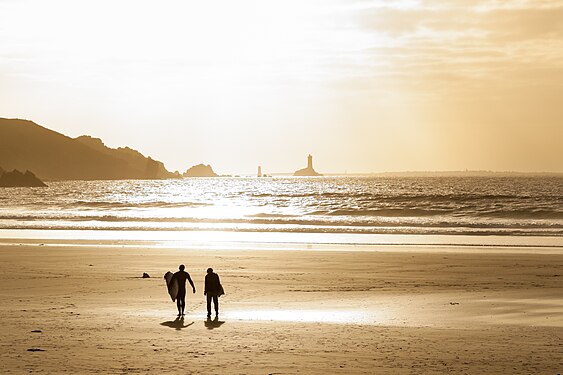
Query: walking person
[
  {"left": 204, "top": 267, "right": 224, "bottom": 318},
  {"left": 172, "top": 264, "right": 196, "bottom": 317}
]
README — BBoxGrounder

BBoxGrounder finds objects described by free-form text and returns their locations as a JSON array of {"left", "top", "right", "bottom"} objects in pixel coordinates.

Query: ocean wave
[
  {"left": 1, "top": 213, "right": 561, "bottom": 230},
  {"left": 0, "top": 222, "right": 561, "bottom": 237},
  {"left": 325, "top": 208, "right": 451, "bottom": 217},
  {"left": 474, "top": 209, "right": 563, "bottom": 220},
  {"left": 307, "top": 207, "right": 562, "bottom": 220},
  {"left": 249, "top": 192, "right": 560, "bottom": 201},
  {"left": 48, "top": 200, "right": 211, "bottom": 209},
  {"left": 247, "top": 213, "right": 299, "bottom": 218}
]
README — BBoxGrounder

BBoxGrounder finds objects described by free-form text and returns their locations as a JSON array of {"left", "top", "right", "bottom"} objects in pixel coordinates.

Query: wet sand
[{"left": 0, "top": 240, "right": 562, "bottom": 374}]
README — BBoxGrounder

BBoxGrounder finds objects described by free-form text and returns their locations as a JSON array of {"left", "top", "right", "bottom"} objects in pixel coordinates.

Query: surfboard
[{"left": 164, "top": 271, "right": 179, "bottom": 302}]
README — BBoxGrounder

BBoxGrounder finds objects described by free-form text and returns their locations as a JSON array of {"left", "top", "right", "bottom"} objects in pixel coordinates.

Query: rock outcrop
[
  {"left": 183, "top": 164, "right": 218, "bottom": 177},
  {"left": 0, "top": 169, "right": 47, "bottom": 187}
]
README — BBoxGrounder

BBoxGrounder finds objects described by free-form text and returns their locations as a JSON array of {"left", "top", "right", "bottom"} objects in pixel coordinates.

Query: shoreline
[{"left": 1, "top": 229, "right": 562, "bottom": 250}]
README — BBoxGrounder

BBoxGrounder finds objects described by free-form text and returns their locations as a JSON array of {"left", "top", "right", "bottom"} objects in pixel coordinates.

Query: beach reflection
[{"left": 227, "top": 309, "right": 382, "bottom": 324}]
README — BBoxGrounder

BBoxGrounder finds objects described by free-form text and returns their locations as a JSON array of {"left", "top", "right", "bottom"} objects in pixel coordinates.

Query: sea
[{"left": 0, "top": 176, "right": 561, "bottom": 244}]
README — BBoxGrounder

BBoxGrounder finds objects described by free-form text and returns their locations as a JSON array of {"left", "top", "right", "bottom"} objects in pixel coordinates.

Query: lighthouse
[{"left": 293, "top": 154, "right": 322, "bottom": 176}]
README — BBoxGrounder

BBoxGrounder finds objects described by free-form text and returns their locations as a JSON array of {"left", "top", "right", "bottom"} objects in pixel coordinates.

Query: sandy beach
[
  {"left": 2, "top": 0, "right": 562, "bottom": 371},
  {"left": 0, "top": 238, "right": 561, "bottom": 374}
]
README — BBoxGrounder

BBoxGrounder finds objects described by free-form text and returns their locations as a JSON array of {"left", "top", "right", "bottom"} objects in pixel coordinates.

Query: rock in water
[{"left": 183, "top": 164, "right": 218, "bottom": 177}]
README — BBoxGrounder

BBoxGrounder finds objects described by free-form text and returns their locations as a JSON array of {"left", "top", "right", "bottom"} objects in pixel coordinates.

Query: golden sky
[{"left": 1, "top": 0, "right": 562, "bottom": 173}]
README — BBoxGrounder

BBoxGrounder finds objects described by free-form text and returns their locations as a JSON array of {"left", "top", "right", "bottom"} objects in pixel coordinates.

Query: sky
[{"left": 1, "top": 0, "right": 562, "bottom": 174}]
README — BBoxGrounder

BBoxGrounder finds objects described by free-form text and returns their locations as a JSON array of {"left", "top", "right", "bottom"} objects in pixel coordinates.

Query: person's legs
[
  {"left": 177, "top": 290, "right": 186, "bottom": 316},
  {"left": 206, "top": 294, "right": 212, "bottom": 317},
  {"left": 213, "top": 295, "right": 218, "bottom": 315}
]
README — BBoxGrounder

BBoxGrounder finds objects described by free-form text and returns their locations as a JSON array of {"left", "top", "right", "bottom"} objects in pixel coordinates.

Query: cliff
[
  {"left": 0, "top": 118, "right": 175, "bottom": 180},
  {"left": 0, "top": 169, "right": 47, "bottom": 187},
  {"left": 183, "top": 164, "right": 218, "bottom": 177}
]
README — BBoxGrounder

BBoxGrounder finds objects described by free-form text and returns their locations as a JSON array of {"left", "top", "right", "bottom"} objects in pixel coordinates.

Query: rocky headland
[{"left": 0, "top": 118, "right": 175, "bottom": 180}]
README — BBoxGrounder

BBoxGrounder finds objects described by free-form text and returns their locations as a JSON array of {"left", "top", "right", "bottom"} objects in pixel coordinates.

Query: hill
[{"left": 0, "top": 118, "right": 175, "bottom": 180}]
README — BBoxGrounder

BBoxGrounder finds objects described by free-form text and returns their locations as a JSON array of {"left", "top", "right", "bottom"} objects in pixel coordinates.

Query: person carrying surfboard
[
  {"left": 172, "top": 264, "right": 196, "bottom": 317},
  {"left": 204, "top": 267, "right": 224, "bottom": 318}
]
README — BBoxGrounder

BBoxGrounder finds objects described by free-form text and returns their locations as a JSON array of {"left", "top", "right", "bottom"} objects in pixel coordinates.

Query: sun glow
[
  {"left": 1, "top": 0, "right": 337, "bottom": 100},
  {"left": 1, "top": 0, "right": 562, "bottom": 173}
]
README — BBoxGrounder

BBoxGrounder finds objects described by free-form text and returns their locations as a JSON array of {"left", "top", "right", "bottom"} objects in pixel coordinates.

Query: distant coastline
[
  {"left": 268, "top": 171, "right": 563, "bottom": 177},
  {"left": 2, "top": 118, "right": 561, "bottom": 179}
]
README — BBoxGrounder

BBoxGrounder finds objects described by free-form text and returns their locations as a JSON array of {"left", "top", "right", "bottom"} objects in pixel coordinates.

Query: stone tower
[{"left": 293, "top": 154, "right": 322, "bottom": 176}]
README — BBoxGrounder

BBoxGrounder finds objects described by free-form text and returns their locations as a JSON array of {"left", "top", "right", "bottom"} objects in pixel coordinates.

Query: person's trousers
[{"left": 206, "top": 294, "right": 218, "bottom": 315}]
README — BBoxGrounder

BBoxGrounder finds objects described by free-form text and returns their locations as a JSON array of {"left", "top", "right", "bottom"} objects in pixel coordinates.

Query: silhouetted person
[
  {"left": 172, "top": 264, "right": 195, "bottom": 317},
  {"left": 204, "top": 268, "right": 223, "bottom": 318}
]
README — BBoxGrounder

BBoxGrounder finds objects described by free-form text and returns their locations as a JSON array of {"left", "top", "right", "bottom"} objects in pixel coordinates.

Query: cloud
[{"left": 342, "top": 0, "right": 563, "bottom": 97}]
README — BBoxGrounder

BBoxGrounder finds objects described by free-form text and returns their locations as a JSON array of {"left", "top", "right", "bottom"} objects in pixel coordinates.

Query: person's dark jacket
[{"left": 204, "top": 272, "right": 223, "bottom": 296}]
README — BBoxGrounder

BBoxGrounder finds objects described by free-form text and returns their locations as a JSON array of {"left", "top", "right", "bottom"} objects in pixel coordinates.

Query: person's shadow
[
  {"left": 204, "top": 316, "right": 225, "bottom": 330},
  {"left": 161, "top": 317, "right": 194, "bottom": 330}
]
